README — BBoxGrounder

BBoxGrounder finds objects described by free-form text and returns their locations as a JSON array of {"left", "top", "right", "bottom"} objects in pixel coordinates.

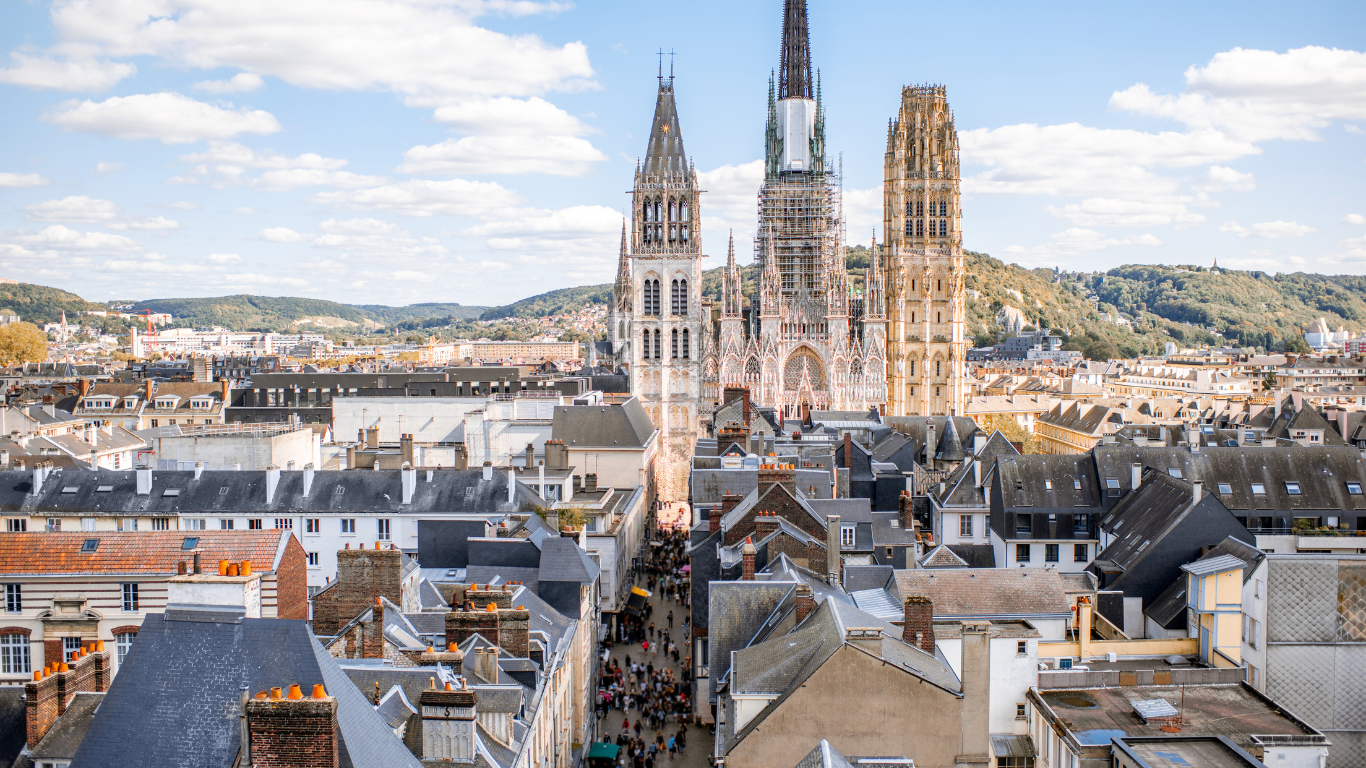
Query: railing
[
  {"left": 1037, "top": 666, "right": 1244, "bottom": 688},
  {"left": 156, "top": 422, "right": 305, "bottom": 439}
]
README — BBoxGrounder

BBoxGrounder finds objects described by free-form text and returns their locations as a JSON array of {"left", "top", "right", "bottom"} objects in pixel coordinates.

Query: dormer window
[
  {"left": 189, "top": 398, "right": 213, "bottom": 410},
  {"left": 123, "top": 397, "right": 138, "bottom": 408},
  {"left": 84, "top": 397, "right": 114, "bottom": 409},
  {"left": 154, "top": 396, "right": 179, "bottom": 409}
]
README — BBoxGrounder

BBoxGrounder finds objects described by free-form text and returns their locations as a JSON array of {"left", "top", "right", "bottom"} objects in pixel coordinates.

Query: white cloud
[
  {"left": 1195, "top": 165, "right": 1256, "bottom": 192},
  {"left": 398, "top": 135, "right": 605, "bottom": 176},
  {"left": 172, "top": 141, "right": 385, "bottom": 190},
  {"left": 234, "top": 207, "right": 262, "bottom": 214},
  {"left": 311, "top": 218, "right": 447, "bottom": 259},
  {"left": 307, "top": 178, "right": 522, "bottom": 217},
  {"left": 45, "top": 92, "right": 281, "bottom": 144},
  {"left": 46, "top": 0, "right": 595, "bottom": 104},
  {"left": 259, "top": 227, "right": 311, "bottom": 243},
  {"left": 318, "top": 218, "right": 402, "bottom": 236},
  {"left": 23, "top": 196, "right": 122, "bottom": 223},
  {"left": 1110, "top": 46, "right": 1366, "bottom": 143},
  {"left": 1048, "top": 198, "right": 1206, "bottom": 228},
  {"left": 1219, "top": 220, "right": 1315, "bottom": 238},
  {"left": 1002, "top": 228, "right": 1162, "bottom": 262},
  {"left": 844, "top": 187, "right": 883, "bottom": 245},
  {"left": 960, "top": 123, "right": 1258, "bottom": 198},
  {"left": 110, "top": 216, "right": 181, "bottom": 231},
  {"left": 0, "top": 172, "right": 51, "bottom": 188},
  {"left": 0, "top": 53, "right": 134, "bottom": 92},
  {"left": 95, "top": 161, "right": 123, "bottom": 173},
  {"left": 0, "top": 225, "right": 142, "bottom": 256},
  {"left": 460, "top": 205, "right": 622, "bottom": 281},
  {"left": 1343, "top": 213, "right": 1366, "bottom": 225},
  {"left": 431, "top": 96, "right": 592, "bottom": 135},
  {"left": 161, "top": 201, "right": 199, "bottom": 210},
  {"left": 1343, "top": 236, "right": 1366, "bottom": 258},
  {"left": 193, "top": 72, "right": 264, "bottom": 94},
  {"left": 696, "top": 160, "right": 764, "bottom": 252},
  {"left": 206, "top": 253, "right": 242, "bottom": 263},
  {"left": 464, "top": 205, "right": 618, "bottom": 237}
]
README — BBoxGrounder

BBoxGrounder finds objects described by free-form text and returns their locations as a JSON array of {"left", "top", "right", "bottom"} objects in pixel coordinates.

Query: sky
[{"left": 0, "top": 0, "right": 1364, "bottom": 308}]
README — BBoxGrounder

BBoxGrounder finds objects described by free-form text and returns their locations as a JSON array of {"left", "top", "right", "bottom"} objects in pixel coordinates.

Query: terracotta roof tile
[{"left": 0, "top": 531, "right": 288, "bottom": 575}]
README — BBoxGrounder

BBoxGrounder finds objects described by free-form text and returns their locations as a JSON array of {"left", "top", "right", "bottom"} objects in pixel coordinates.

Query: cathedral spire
[
  {"left": 614, "top": 220, "right": 632, "bottom": 313},
  {"left": 642, "top": 71, "right": 687, "bottom": 177},
  {"left": 760, "top": 226, "right": 781, "bottom": 316},
  {"left": 866, "top": 230, "right": 884, "bottom": 317},
  {"left": 778, "top": 0, "right": 812, "bottom": 100},
  {"left": 724, "top": 231, "right": 742, "bottom": 317}
]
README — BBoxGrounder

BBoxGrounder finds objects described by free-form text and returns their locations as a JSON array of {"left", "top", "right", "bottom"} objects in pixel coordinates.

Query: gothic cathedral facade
[
  {"left": 609, "top": 74, "right": 704, "bottom": 499},
  {"left": 706, "top": 0, "right": 886, "bottom": 419},
  {"left": 882, "top": 85, "right": 967, "bottom": 417}
]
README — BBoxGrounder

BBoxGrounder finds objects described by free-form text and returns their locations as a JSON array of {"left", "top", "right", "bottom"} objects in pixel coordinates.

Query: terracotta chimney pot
[
  {"left": 312, "top": 684, "right": 326, "bottom": 699},
  {"left": 287, "top": 683, "right": 303, "bottom": 700}
]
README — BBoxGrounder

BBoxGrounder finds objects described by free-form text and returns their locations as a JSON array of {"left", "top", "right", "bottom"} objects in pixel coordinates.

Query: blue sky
[{"left": 1, "top": 0, "right": 1364, "bottom": 308}]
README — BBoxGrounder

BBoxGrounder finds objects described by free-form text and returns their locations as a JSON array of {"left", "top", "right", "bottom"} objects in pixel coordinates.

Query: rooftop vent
[{"left": 1132, "top": 698, "right": 1179, "bottom": 724}]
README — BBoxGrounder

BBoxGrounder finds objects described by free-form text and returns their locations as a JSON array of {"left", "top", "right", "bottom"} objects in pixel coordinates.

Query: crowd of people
[{"left": 598, "top": 525, "right": 695, "bottom": 768}]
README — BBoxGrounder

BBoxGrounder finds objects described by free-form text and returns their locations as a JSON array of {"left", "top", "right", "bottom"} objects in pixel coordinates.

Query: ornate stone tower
[
  {"left": 615, "top": 69, "right": 704, "bottom": 500},
  {"left": 883, "top": 85, "right": 966, "bottom": 417}
]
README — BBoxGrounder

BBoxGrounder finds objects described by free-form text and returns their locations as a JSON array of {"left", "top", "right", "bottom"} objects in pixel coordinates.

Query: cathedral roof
[{"left": 642, "top": 77, "right": 688, "bottom": 177}]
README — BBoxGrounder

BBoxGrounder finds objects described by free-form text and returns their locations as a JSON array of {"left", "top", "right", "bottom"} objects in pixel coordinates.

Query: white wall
[
  {"left": 936, "top": 634, "right": 1037, "bottom": 734},
  {"left": 333, "top": 397, "right": 485, "bottom": 445},
  {"left": 153, "top": 428, "right": 318, "bottom": 471}
]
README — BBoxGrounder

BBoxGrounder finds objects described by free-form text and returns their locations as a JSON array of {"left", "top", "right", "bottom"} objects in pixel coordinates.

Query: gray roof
[
  {"left": 375, "top": 686, "right": 417, "bottom": 729},
  {"left": 73, "top": 612, "right": 422, "bottom": 768},
  {"left": 1096, "top": 470, "right": 1208, "bottom": 574},
  {"left": 0, "top": 467, "right": 544, "bottom": 516},
  {"left": 707, "top": 580, "right": 797, "bottom": 701},
  {"left": 842, "top": 564, "right": 893, "bottom": 593},
  {"left": 868, "top": 512, "right": 918, "bottom": 547},
  {"left": 1144, "top": 576, "right": 1189, "bottom": 630},
  {"left": 920, "top": 545, "right": 969, "bottom": 568},
  {"left": 994, "top": 454, "right": 1100, "bottom": 511},
  {"left": 642, "top": 77, "right": 687, "bottom": 176},
  {"left": 466, "top": 565, "right": 540, "bottom": 593},
  {"left": 550, "top": 398, "right": 655, "bottom": 448},
  {"left": 0, "top": 687, "right": 23, "bottom": 768},
  {"left": 30, "top": 691, "right": 103, "bottom": 761},
  {"left": 892, "top": 568, "right": 1073, "bottom": 618},
  {"left": 1181, "top": 553, "right": 1247, "bottom": 577},
  {"left": 1199, "top": 536, "right": 1266, "bottom": 584}
]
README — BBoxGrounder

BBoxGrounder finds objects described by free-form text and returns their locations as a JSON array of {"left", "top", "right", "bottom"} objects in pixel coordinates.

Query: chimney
[
  {"left": 714, "top": 493, "right": 738, "bottom": 534},
  {"left": 1192, "top": 481, "right": 1203, "bottom": 503},
  {"left": 973, "top": 432, "right": 986, "bottom": 456},
  {"left": 973, "top": 458, "right": 981, "bottom": 488},
  {"left": 419, "top": 680, "right": 478, "bottom": 764},
  {"left": 30, "top": 465, "right": 45, "bottom": 496},
  {"left": 364, "top": 598, "right": 385, "bottom": 659},
  {"left": 482, "top": 461, "right": 492, "bottom": 481},
  {"left": 902, "top": 596, "right": 936, "bottom": 655},
  {"left": 136, "top": 467, "right": 152, "bottom": 496},
  {"left": 401, "top": 463, "right": 416, "bottom": 505},
  {"left": 843, "top": 432, "right": 852, "bottom": 469},
  {"left": 794, "top": 584, "right": 815, "bottom": 625},
  {"left": 525, "top": 443, "right": 535, "bottom": 469},
  {"left": 143, "top": 379, "right": 153, "bottom": 402},
  {"left": 583, "top": 473, "right": 597, "bottom": 493},
  {"left": 1131, "top": 463, "right": 1142, "bottom": 490},
  {"left": 220, "top": 378, "right": 231, "bottom": 406},
  {"left": 191, "top": 461, "right": 203, "bottom": 480},
  {"left": 741, "top": 388, "right": 751, "bottom": 426},
  {"left": 246, "top": 684, "right": 339, "bottom": 768},
  {"left": 497, "top": 604, "right": 530, "bottom": 658},
  {"left": 265, "top": 466, "right": 281, "bottom": 505},
  {"left": 757, "top": 462, "right": 797, "bottom": 497},
  {"left": 545, "top": 440, "right": 569, "bottom": 470},
  {"left": 959, "top": 621, "right": 992, "bottom": 763},
  {"left": 741, "top": 538, "right": 756, "bottom": 581},
  {"left": 924, "top": 421, "right": 936, "bottom": 467},
  {"left": 345, "top": 443, "right": 356, "bottom": 470},
  {"left": 445, "top": 604, "right": 501, "bottom": 651},
  {"left": 167, "top": 566, "right": 263, "bottom": 618},
  {"left": 826, "top": 514, "right": 841, "bottom": 586},
  {"left": 311, "top": 546, "right": 403, "bottom": 636},
  {"left": 303, "top": 464, "right": 315, "bottom": 496},
  {"left": 400, "top": 433, "right": 414, "bottom": 467},
  {"left": 898, "top": 491, "right": 916, "bottom": 531},
  {"left": 365, "top": 425, "right": 380, "bottom": 449}
]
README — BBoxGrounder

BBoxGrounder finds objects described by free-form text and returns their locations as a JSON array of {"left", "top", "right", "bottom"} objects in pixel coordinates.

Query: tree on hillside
[
  {"left": 1084, "top": 339, "right": 1120, "bottom": 361},
  {"left": 1282, "top": 336, "right": 1312, "bottom": 354},
  {"left": 0, "top": 322, "right": 48, "bottom": 365},
  {"left": 976, "top": 413, "right": 1041, "bottom": 455}
]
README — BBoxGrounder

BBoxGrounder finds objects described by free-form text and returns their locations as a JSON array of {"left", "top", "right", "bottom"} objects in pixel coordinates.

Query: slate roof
[
  {"left": 0, "top": 467, "right": 545, "bottom": 516},
  {"left": 690, "top": 468, "right": 761, "bottom": 507},
  {"left": 550, "top": 398, "right": 655, "bottom": 448},
  {"left": 946, "top": 544, "right": 996, "bottom": 569},
  {"left": 465, "top": 565, "right": 540, "bottom": 593},
  {"left": 869, "top": 512, "right": 918, "bottom": 548},
  {"left": 994, "top": 454, "right": 1101, "bottom": 511},
  {"left": 27, "top": 691, "right": 103, "bottom": 763},
  {"left": 1095, "top": 470, "right": 1210, "bottom": 573},
  {"left": 919, "top": 545, "right": 969, "bottom": 568},
  {"left": 1143, "top": 576, "right": 1188, "bottom": 631},
  {"left": 937, "top": 430, "right": 1019, "bottom": 508},
  {"left": 0, "top": 687, "right": 24, "bottom": 768},
  {"left": 689, "top": 528, "right": 722, "bottom": 630},
  {"left": 0, "top": 531, "right": 290, "bottom": 575},
  {"left": 842, "top": 564, "right": 893, "bottom": 593},
  {"left": 1181, "top": 553, "right": 1246, "bottom": 577},
  {"left": 706, "top": 580, "right": 797, "bottom": 701},
  {"left": 1199, "top": 536, "right": 1266, "bottom": 584},
  {"left": 73, "top": 612, "right": 422, "bottom": 768},
  {"left": 891, "top": 568, "right": 1073, "bottom": 618}
]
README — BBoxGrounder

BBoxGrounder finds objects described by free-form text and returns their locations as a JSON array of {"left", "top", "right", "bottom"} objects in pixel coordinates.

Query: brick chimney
[
  {"left": 843, "top": 432, "right": 852, "bottom": 469},
  {"left": 742, "top": 387, "right": 751, "bottom": 426},
  {"left": 794, "top": 584, "right": 815, "bottom": 625},
  {"left": 246, "top": 684, "right": 339, "bottom": 768},
  {"left": 544, "top": 440, "right": 569, "bottom": 470},
  {"left": 898, "top": 491, "right": 915, "bottom": 531},
  {"left": 715, "top": 492, "right": 740, "bottom": 534},
  {"left": 754, "top": 511, "right": 780, "bottom": 539},
  {"left": 311, "top": 546, "right": 403, "bottom": 636},
  {"left": 497, "top": 605, "right": 531, "bottom": 658},
  {"left": 419, "top": 680, "right": 478, "bottom": 764},
  {"left": 741, "top": 538, "right": 756, "bottom": 581},
  {"left": 464, "top": 584, "right": 515, "bottom": 610},
  {"left": 445, "top": 603, "right": 500, "bottom": 650},
  {"left": 757, "top": 462, "right": 797, "bottom": 497},
  {"left": 825, "top": 514, "right": 841, "bottom": 586},
  {"left": 27, "top": 643, "right": 112, "bottom": 749},
  {"left": 902, "top": 596, "right": 936, "bottom": 655},
  {"left": 364, "top": 598, "right": 385, "bottom": 659},
  {"left": 584, "top": 473, "right": 598, "bottom": 492}
]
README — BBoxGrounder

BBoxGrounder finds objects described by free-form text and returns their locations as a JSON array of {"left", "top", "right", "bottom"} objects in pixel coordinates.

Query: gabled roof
[
  {"left": 938, "top": 430, "right": 1019, "bottom": 507},
  {"left": 707, "top": 580, "right": 797, "bottom": 701},
  {"left": 1144, "top": 575, "right": 1188, "bottom": 630},
  {"left": 1181, "top": 553, "right": 1245, "bottom": 577},
  {"left": 1198, "top": 536, "right": 1266, "bottom": 584},
  {"left": 919, "top": 545, "right": 969, "bottom": 568},
  {"left": 0, "top": 531, "right": 290, "bottom": 575},
  {"left": 993, "top": 454, "right": 1100, "bottom": 511},
  {"left": 29, "top": 691, "right": 102, "bottom": 762},
  {"left": 551, "top": 398, "right": 655, "bottom": 448},
  {"left": 892, "top": 568, "right": 1073, "bottom": 618},
  {"left": 1095, "top": 469, "right": 1222, "bottom": 577},
  {"left": 73, "top": 613, "right": 422, "bottom": 768}
]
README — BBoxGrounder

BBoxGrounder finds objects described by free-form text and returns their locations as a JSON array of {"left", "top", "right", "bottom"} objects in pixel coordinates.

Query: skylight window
[
  {"left": 1073, "top": 480, "right": 1081, "bottom": 490},
  {"left": 1348, "top": 482, "right": 1363, "bottom": 495},
  {"left": 1251, "top": 483, "right": 1266, "bottom": 495},
  {"left": 96, "top": 485, "right": 113, "bottom": 492},
  {"left": 61, "top": 486, "right": 79, "bottom": 494},
  {"left": 81, "top": 539, "right": 98, "bottom": 552},
  {"left": 163, "top": 489, "right": 180, "bottom": 497},
  {"left": 1045, "top": 480, "right": 1053, "bottom": 490},
  {"left": 1106, "top": 478, "right": 1120, "bottom": 489},
  {"left": 1217, "top": 483, "right": 1233, "bottom": 494},
  {"left": 181, "top": 537, "right": 199, "bottom": 550},
  {"left": 1167, "top": 469, "right": 1182, "bottom": 478},
  {"left": 1285, "top": 482, "right": 1301, "bottom": 495}
]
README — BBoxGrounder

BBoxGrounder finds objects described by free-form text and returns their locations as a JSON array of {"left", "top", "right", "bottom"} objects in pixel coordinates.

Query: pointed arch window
[
  {"left": 653, "top": 329, "right": 661, "bottom": 359},
  {"left": 679, "top": 279, "right": 688, "bottom": 316},
  {"left": 642, "top": 329, "right": 651, "bottom": 359},
  {"left": 682, "top": 328, "right": 690, "bottom": 359},
  {"left": 670, "top": 280, "right": 679, "bottom": 315},
  {"left": 680, "top": 200, "right": 689, "bottom": 222},
  {"left": 671, "top": 329, "right": 679, "bottom": 358}
]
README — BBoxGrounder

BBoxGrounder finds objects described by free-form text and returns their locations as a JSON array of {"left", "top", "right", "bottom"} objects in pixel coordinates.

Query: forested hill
[{"left": 0, "top": 283, "right": 105, "bottom": 325}]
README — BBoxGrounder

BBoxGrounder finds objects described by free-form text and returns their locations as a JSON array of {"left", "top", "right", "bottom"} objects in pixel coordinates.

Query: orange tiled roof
[{"left": 0, "top": 531, "right": 289, "bottom": 575}]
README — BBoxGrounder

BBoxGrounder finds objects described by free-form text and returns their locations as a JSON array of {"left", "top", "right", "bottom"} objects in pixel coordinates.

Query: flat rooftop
[
  {"left": 1118, "top": 736, "right": 1263, "bottom": 768},
  {"left": 1038, "top": 684, "right": 1324, "bottom": 753}
]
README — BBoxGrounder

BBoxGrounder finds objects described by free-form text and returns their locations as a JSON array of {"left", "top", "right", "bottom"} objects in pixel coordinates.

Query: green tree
[
  {"left": 1283, "top": 336, "right": 1312, "bottom": 354},
  {"left": 0, "top": 322, "right": 48, "bottom": 365},
  {"left": 1084, "top": 339, "right": 1120, "bottom": 361},
  {"left": 976, "top": 413, "right": 1041, "bottom": 455},
  {"left": 1262, "top": 371, "right": 1277, "bottom": 391}
]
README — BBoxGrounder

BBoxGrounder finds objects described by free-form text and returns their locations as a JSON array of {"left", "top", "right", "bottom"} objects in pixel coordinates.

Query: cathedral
[
  {"left": 609, "top": 0, "right": 969, "bottom": 498},
  {"left": 705, "top": 0, "right": 887, "bottom": 419}
]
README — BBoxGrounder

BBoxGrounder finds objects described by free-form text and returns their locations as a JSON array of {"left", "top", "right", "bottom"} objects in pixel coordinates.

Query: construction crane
[{"left": 129, "top": 309, "right": 160, "bottom": 335}]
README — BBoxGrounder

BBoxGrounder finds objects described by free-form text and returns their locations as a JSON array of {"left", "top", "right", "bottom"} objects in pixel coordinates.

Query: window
[
  {"left": 5, "top": 519, "right": 24, "bottom": 532},
  {"left": 1016, "top": 641, "right": 1027, "bottom": 656},
  {"left": 63, "top": 636, "right": 82, "bottom": 662},
  {"left": 5, "top": 584, "right": 21, "bottom": 613},
  {"left": 121, "top": 583, "right": 139, "bottom": 612},
  {"left": 681, "top": 328, "right": 690, "bottom": 359},
  {"left": 1073, "top": 516, "right": 1089, "bottom": 535},
  {"left": 341, "top": 519, "right": 355, "bottom": 534},
  {"left": 219, "top": 519, "right": 234, "bottom": 530},
  {"left": 1285, "top": 482, "right": 1301, "bottom": 495},
  {"left": 46, "top": 518, "right": 61, "bottom": 532},
  {"left": 960, "top": 514, "right": 973, "bottom": 538},
  {"left": 81, "top": 539, "right": 98, "bottom": 552},
  {"left": 1045, "top": 544, "right": 1059, "bottom": 562},
  {"left": 1015, "top": 703, "right": 1027, "bottom": 720},
  {"left": 0, "top": 633, "right": 29, "bottom": 674},
  {"left": 115, "top": 632, "right": 134, "bottom": 667},
  {"left": 81, "top": 517, "right": 96, "bottom": 532},
  {"left": 1015, "top": 544, "right": 1030, "bottom": 563},
  {"left": 117, "top": 518, "right": 136, "bottom": 532},
  {"left": 1217, "top": 483, "right": 1233, "bottom": 494},
  {"left": 247, "top": 519, "right": 262, "bottom": 530},
  {"left": 151, "top": 517, "right": 170, "bottom": 531},
  {"left": 840, "top": 525, "right": 855, "bottom": 547},
  {"left": 1074, "top": 544, "right": 1088, "bottom": 562},
  {"left": 1045, "top": 480, "right": 1052, "bottom": 490},
  {"left": 642, "top": 328, "right": 650, "bottom": 359},
  {"left": 1255, "top": 579, "right": 1263, "bottom": 598},
  {"left": 305, "top": 518, "right": 320, "bottom": 534},
  {"left": 149, "top": 419, "right": 157, "bottom": 428},
  {"left": 653, "top": 329, "right": 661, "bottom": 359},
  {"left": 273, "top": 518, "right": 293, "bottom": 530},
  {"left": 183, "top": 518, "right": 205, "bottom": 531},
  {"left": 671, "top": 329, "right": 678, "bottom": 358},
  {"left": 1015, "top": 514, "right": 1031, "bottom": 537},
  {"left": 1106, "top": 478, "right": 1120, "bottom": 497},
  {"left": 307, "top": 552, "right": 319, "bottom": 567},
  {"left": 377, "top": 519, "right": 391, "bottom": 541},
  {"left": 1349, "top": 482, "right": 1363, "bottom": 495},
  {"left": 1167, "top": 468, "right": 1182, "bottom": 478},
  {"left": 1251, "top": 483, "right": 1266, "bottom": 495}
]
